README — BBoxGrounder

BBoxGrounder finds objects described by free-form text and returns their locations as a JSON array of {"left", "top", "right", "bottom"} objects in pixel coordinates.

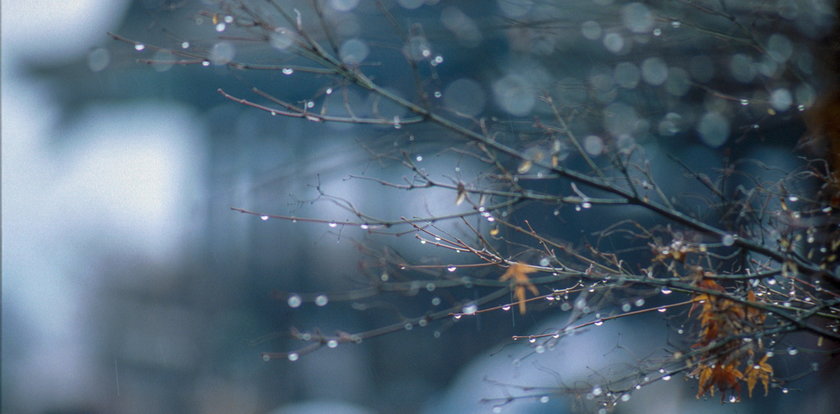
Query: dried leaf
[{"left": 499, "top": 263, "right": 539, "bottom": 314}]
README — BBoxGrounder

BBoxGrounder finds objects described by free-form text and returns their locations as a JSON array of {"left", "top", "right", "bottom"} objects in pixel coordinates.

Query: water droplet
[
  {"left": 621, "top": 303, "right": 631, "bottom": 312},
  {"left": 287, "top": 294, "right": 302, "bottom": 308},
  {"left": 502, "top": 304, "right": 511, "bottom": 311},
  {"left": 660, "top": 287, "right": 672, "bottom": 295},
  {"left": 782, "top": 387, "right": 789, "bottom": 394},
  {"left": 634, "top": 298, "right": 645, "bottom": 307},
  {"left": 404, "top": 323, "right": 413, "bottom": 330},
  {"left": 677, "top": 328, "right": 684, "bottom": 334},
  {"left": 740, "top": 98, "right": 750, "bottom": 106},
  {"left": 418, "top": 318, "right": 428, "bottom": 327},
  {"left": 393, "top": 116, "right": 402, "bottom": 129},
  {"left": 594, "top": 320, "right": 604, "bottom": 326},
  {"left": 657, "top": 307, "right": 667, "bottom": 313},
  {"left": 787, "top": 346, "right": 798, "bottom": 355},
  {"left": 788, "top": 195, "right": 799, "bottom": 202},
  {"left": 528, "top": 337, "right": 537, "bottom": 343},
  {"left": 652, "top": 28, "right": 662, "bottom": 36},
  {"left": 662, "top": 375, "right": 671, "bottom": 381},
  {"left": 539, "top": 395, "right": 550, "bottom": 403},
  {"left": 535, "top": 345, "right": 546, "bottom": 353},
  {"left": 671, "top": 20, "right": 681, "bottom": 28},
  {"left": 287, "top": 352, "right": 299, "bottom": 361},
  {"left": 431, "top": 297, "right": 441, "bottom": 306},
  {"left": 201, "top": 60, "right": 211, "bottom": 67},
  {"left": 315, "top": 295, "right": 329, "bottom": 306},
  {"left": 282, "top": 67, "right": 294, "bottom": 75},
  {"left": 215, "top": 22, "right": 226, "bottom": 32},
  {"left": 134, "top": 44, "right": 146, "bottom": 51},
  {"left": 327, "top": 339, "right": 338, "bottom": 348},
  {"left": 592, "top": 386, "right": 603, "bottom": 396},
  {"left": 415, "top": 155, "right": 423, "bottom": 162},
  {"left": 224, "top": 15, "right": 234, "bottom": 23},
  {"left": 328, "top": 222, "right": 338, "bottom": 228},
  {"left": 432, "top": 55, "right": 444, "bottom": 65},
  {"left": 360, "top": 224, "right": 369, "bottom": 230},
  {"left": 453, "top": 313, "right": 462, "bottom": 320},
  {"left": 181, "top": 41, "right": 190, "bottom": 49},
  {"left": 433, "top": 90, "right": 442, "bottom": 98},
  {"left": 260, "top": 215, "right": 269, "bottom": 221},
  {"left": 462, "top": 303, "right": 478, "bottom": 315},
  {"left": 722, "top": 234, "right": 735, "bottom": 246},
  {"left": 447, "top": 266, "right": 457, "bottom": 272},
  {"left": 262, "top": 354, "right": 271, "bottom": 362}
]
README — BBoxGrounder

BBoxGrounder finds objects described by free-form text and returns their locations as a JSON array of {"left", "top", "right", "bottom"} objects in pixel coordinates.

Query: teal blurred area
[{"left": 3, "top": 1, "right": 839, "bottom": 414}]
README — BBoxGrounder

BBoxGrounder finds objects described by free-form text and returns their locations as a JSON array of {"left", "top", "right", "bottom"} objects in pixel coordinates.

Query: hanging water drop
[
  {"left": 327, "top": 339, "right": 338, "bottom": 348},
  {"left": 181, "top": 41, "right": 190, "bottom": 49},
  {"left": 328, "top": 222, "right": 338, "bottom": 228},
  {"left": 447, "top": 266, "right": 457, "bottom": 272},
  {"left": 722, "top": 234, "right": 735, "bottom": 246},
  {"left": 462, "top": 303, "right": 478, "bottom": 315},
  {"left": 502, "top": 304, "right": 511, "bottom": 311},
  {"left": 287, "top": 352, "right": 299, "bottom": 361},
  {"left": 134, "top": 44, "right": 146, "bottom": 51},
  {"left": 315, "top": 294, "right": 329, "bottom": 306},
  {"left": 260, "top": 215, "right": 269, "bottom": 221},
  {"left": 282, "top": 67, "right": 294, "bottom": 75},
  {"left": 660, "top": 287, "right": 672, "bottom": 295}
]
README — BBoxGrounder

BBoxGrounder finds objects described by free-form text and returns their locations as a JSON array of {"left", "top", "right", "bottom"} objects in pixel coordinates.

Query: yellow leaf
[{"left": 500, "top": 263, "right": 539, "bottom": 314}]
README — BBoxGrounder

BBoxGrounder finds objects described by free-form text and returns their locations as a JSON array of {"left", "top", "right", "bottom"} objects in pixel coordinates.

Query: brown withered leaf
[{"left": 744, "top": 354, "right": 773, "bottom": 397}]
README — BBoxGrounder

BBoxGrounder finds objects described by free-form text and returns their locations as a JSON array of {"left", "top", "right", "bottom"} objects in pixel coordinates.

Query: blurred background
[{"left": 3, "top": 1, "right": 839, "bottom": 413}]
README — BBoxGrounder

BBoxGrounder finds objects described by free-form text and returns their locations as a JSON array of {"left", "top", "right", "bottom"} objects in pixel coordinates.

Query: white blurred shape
[{"left": 2, "top": 0, "right": 131, "bottom": 65}]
